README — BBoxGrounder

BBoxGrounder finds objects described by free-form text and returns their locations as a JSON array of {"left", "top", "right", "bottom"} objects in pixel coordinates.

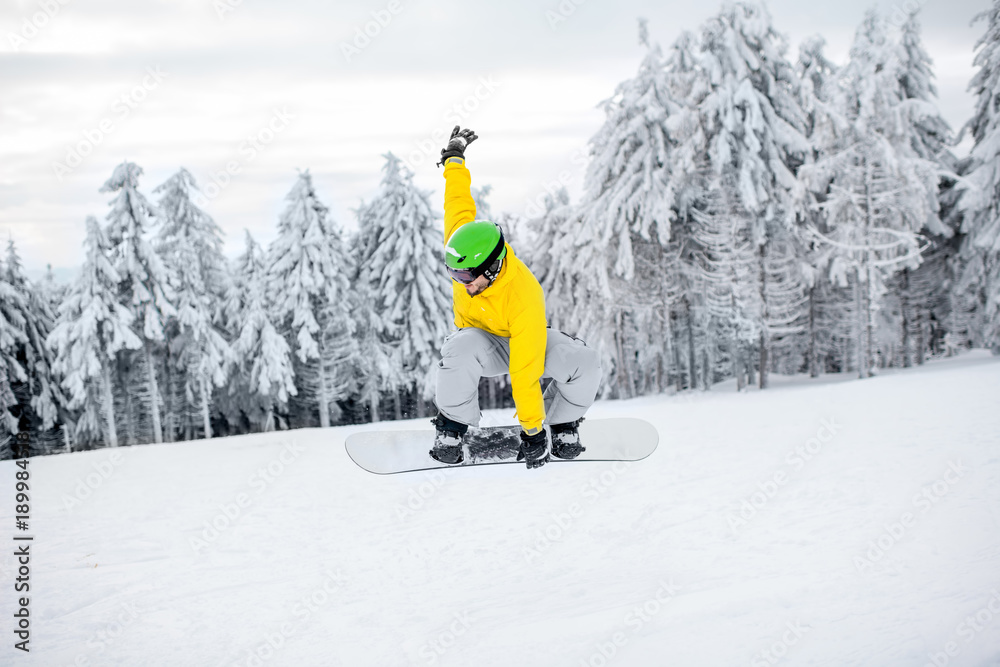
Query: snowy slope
[{"left": 2, "top": 352, "right": 999, "bottom": 667}]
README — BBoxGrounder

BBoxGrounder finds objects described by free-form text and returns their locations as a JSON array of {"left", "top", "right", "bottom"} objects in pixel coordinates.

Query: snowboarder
[{"left": 430, "top": 126, "right": 602, "bottom": 469}]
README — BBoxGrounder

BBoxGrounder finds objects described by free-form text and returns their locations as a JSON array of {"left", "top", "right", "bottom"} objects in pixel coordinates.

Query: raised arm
[{"left": 439, "top": 126, "right": 478, "bottom": 243}]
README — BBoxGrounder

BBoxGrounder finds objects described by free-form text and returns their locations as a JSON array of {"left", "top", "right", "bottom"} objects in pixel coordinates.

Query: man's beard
[{"left": 466, "top": 282, "right": 489, "bottom": 297}]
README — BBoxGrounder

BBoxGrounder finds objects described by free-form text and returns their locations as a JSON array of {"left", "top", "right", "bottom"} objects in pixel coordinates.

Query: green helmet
[{"left": 444, "top": 221, "right": 507, "bottom": 284}]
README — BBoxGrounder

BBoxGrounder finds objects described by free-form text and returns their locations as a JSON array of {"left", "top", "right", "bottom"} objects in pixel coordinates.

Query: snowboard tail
[{"left": 345, "top": 418, "right": 658, "bottom": 474}]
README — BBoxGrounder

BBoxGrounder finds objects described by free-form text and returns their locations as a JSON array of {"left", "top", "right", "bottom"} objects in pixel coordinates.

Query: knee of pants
[
  {"left": 579, "top": 345, "right": 602, "bottom": 384},
  {"left": 547, "top": 338, "right": 601, "bottom": 384},
  {"left": 440, "top": 329, "right": 493, "bottom": 370}
]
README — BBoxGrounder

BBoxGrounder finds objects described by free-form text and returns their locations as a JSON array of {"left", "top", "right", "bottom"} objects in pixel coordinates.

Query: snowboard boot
[
  {"left": 550, "top": 418, "right": 586, "bottom": 460},
  {"left": 429, "top": 413, "right": 468, "bottom": 465}
]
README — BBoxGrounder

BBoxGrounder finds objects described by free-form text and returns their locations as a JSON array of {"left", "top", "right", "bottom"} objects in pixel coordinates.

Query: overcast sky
[{"left": 0, "top": 0, "right": 989, "bottom": 280}]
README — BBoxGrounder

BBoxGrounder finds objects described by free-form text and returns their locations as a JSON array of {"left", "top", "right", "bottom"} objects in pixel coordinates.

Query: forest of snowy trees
[{"left": 3, "top": 1, "right": 999, "bottom": 457}]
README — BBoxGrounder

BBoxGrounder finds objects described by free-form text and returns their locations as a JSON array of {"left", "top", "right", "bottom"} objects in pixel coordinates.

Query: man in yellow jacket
[{"left": 430, "top": 126, "right": 602, "bottom": 469}]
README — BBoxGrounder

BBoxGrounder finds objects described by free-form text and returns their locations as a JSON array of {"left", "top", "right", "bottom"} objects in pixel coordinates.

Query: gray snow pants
[{"left": 435, "top": 327, "right": 602, "bottom": 428}]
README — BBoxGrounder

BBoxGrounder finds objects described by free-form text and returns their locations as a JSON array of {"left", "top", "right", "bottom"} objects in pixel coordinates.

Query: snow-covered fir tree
[
  {"left": 38, "top": 265, "right": 68, "bottom": 314},
  {"left": 223, "top": 231, "right": 297, "bottom": 431},
  {"left": 576, "top": 19, "right": 690, "bottom": 284},
  {"left": 471, "top": 184, "right": 493, "bottom": 223},
  {"left": 688, "top": 183, "right": 764, "bottom": 390},
  {"left": 1, "top": 240, "right": 67, "bottom": 452},
  {"left": 956, "top": 0, "right": 1000, "bottom": 353},
  {"left": 897, "top": 13, "right": 955, "bottom": 166},
  {"left": 352, "top": 153, "right": 450, "bottom": 418},
  {"left": 0, "top": 247, "right": 29, "bottom": 435},
  {"left": 101, "top": 161, "right": 176, "bottom": 442},
  {"left": 889, "top": 12, "right": 959, "bottom": 366},
  {"left": 801, "top": 10, "right": 944, "bottom": 377},
  {"left": 526, "top": 186, "right": 574, "bottom": 306},
  {"left": 796, "top": 36, "right": 849, "bottom": 376},
  {"left": 692, "top": 2, "right": 813, "bottom": 388},
  {"left": 267, "top": 170, "right": 353, "bottom": 427},
  {"left": 48, "top": 217, "right": 142, "bottom": 448},
  {"left": 554, "top": 20, "right": 696, "bottom": 396},
  {"left": 154, "top": 168, "right": 234, "bottom": 439}
]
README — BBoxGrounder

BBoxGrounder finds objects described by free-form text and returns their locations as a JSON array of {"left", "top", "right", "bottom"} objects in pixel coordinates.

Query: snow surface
[{"left": 2, "top": 352, "right": 1000, "bottom": 667}]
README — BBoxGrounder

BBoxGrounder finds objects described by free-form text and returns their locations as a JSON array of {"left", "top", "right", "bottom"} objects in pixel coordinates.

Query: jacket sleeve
[
  {"left": 507, "top": 278, "right": 548, "bottom": 434},
  {"left": 442, "top": 157, "right": 476, "bottom": 243}
]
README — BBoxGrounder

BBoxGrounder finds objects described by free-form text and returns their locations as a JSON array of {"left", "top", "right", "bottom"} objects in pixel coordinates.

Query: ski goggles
[
  {"left": 447, "top": 258, "right": 503, "bottom": 285},
  {"left": 447, "top": 266, "right": 479, "bottom": 284}
]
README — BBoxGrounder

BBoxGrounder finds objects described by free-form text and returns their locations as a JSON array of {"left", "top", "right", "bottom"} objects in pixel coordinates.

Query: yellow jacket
[{"left": 442, "top": 157, "right": 548, "bottom": 434}]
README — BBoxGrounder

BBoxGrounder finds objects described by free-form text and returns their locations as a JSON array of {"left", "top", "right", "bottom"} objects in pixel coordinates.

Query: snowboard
[{"left": 345, "top": 417, "right": 658, "bottom": 474}]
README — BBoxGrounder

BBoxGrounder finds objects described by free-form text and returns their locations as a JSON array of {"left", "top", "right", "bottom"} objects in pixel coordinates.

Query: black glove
[
  {"left": 516, "top": 429, "right": 549, "bottom": 470},
  {"left": 437, "top": 125, "right": 477, "bottom": 167}
]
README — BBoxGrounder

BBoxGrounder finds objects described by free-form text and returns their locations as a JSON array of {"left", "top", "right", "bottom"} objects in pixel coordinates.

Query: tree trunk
[
  {"left": 615, "top": 311, "right": 635, "bottom": 399},
  {"left": 808, "top": 286, "right": 819, "bottom": 378},
  {"left": 101, "top": 363, "right": 119, "bottom": 448},
  {"left": 861, "top": 154, "right": 875, "bottom": 379},
  {"left": 855, "top": 272, "right": 866, "bottom": 379},
  {"left": 685, "top": 299, "right": 697, "bottom": 390},
  {"left": 702, "top": 347, "right": 711, "bottom": 391},
  {"left": 758, "top": 331, "right": 769, "bottom": 389},
  {"left": 901, "top": 270, "right": 912, "bottom": 368},
  {"left": 144, "top": 342, "right": 163, "bottom": 443},
  {"left": 317, "top": 343, "right": 331, "bottom": 428},
  {"left": 200, "top": 377, "right": 213, "bottom": 439},
  {"left": 916, "top": 308, "right": 925, "bottom": 366},
  {"left": 671, "top": 310, "right": 683, "bottom": 392},
  {"left": 758, "top": 243, "right": 770, "bottom": 390},
  {"left": 163, "top": 339, "right": 175, "bottom": 443},
  {"left": 488, "top": 378, "right": 498, "bottom": 410},
  {"left": 122, "top": 356, "right": 136, "bottom": 445},
  {"left": 656, "top": 343, "right": 665, "bottom": 394},
  {"left": 734, "top": 336, "right": 745, "bottom": 391}
]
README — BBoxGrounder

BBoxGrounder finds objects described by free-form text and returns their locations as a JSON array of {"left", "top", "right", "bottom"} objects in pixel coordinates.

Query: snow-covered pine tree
[
  {"left": 562, "top": 19, "right": 696, "bottom": 397},
  {"left": 347, "top": 279, "right": 392, "bottom": 423},
  {"left": 1, "top": 239, "right": 68, "bottom": 453},
  {"left": 154, "top": 168, "right": 234, "bottom": 439},
  {"left": 0, "top": 247, "right": 29, "bottom": 437},
  {"left": 48, "top": 217, "right": 142, "bottom": 448},
  {"left": 889, "top": 12, "right": 960, "bottom": 366},
  {"left": 100, "top": 161, "right": 176, "bottom": 443},
  {"left": 267, "top": 170, "right": 353, "bottom": 427},
  {"left": 694, "top": 2, "right": 812, "bottom": 388},
  {"left": 688, "top": 181, "right": 763, "bottom": 390},
  {"left": 223, "top": 231, "right": 297, "bottom": 432},
  {"left": 897, "top": 13, "right": 955, "bottom": 167},
  {"left": 471, "top": 184, "right": 493, "bottom": 223},
  {"left": 38, "top": 265, "right": 69, "bottom": 324},
  {"left": 797, "top": 36, "right": 848, "bottom": 377},
  {"left": 353, "top": 153, "right": 450, "bottom": 418},
  {"left": 800, "top": 10, "right": 940, "bottom": 377},
  {"left": 956, "top": 0, "right": 1000, "bottom": 353},
  {"left": 527, "top": 185, "right": 574, "bottom": 312}
]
